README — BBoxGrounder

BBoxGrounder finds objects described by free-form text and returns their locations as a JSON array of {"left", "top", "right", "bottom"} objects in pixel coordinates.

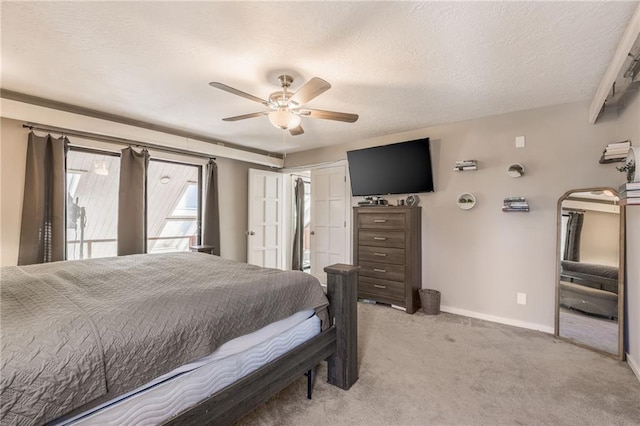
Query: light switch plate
[
  {"left": 515, "top": 136, "right": 526, "bottom": 148},
  {"left": 517, "top": 292, "right": 527, "bottom": 305}
]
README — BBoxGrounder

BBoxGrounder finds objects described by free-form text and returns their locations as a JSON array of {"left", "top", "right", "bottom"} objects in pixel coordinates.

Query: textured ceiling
[{"left": 1, "top": 1, "right": 638, "bottom": 154}]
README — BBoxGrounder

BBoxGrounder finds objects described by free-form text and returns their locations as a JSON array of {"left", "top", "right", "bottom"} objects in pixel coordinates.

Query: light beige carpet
[{"left": 238, "top": 302, "right": 640, "bottom": 425}]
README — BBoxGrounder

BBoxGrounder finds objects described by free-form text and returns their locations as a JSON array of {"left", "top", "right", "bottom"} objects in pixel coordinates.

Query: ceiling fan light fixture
[
  {"left": 268, "top": 109, "right": 301, "bottom": 130},
  {"left": 94, "top": 160, "right": 109, "bottom": 176}
]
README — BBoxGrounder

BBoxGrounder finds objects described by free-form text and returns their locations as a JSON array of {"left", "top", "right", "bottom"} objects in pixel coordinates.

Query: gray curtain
[
  {"left": 292, "top": 178, "right": 305, "bottom": 270},
  {"left": 117, "top": 147, "right": 149, "bottom": 256},
  {"left": 564, "top": 212, "right": 584, "bottom": 261},
  {"left": 202, "top": 159, "right": 221, "bottom": 255},
  {"left": 18, "top": 132, "right": 69, "bottom": 265}
]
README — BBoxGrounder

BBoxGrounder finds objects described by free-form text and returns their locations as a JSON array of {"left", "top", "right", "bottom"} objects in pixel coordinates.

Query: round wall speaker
[{"left": 405, "top": 194, "right": 420, "bottom": 206}]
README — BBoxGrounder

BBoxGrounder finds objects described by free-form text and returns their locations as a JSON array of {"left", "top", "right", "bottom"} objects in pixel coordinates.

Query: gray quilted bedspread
[{"left": 0, "top": 252, "right": 329, "bottom": 425}]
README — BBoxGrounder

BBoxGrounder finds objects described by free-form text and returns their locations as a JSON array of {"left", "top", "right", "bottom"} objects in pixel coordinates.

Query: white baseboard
[
  {"left": 440, "top": 305, "right": 554, "bottom": 334},
  {"left": 626, "top": 353, "right": 640, "bottom": 383}
]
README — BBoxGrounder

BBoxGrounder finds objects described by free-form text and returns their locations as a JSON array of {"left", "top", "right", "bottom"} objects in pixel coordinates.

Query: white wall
[
  {"left": 580, "top": 210, "right": 619, "bottom": 267},
  {"left": 0, "top": 116, "right": 269, "bottom": 265},
  {"left": 285, "top": 99, "right": 635, "bottom": 332},
  {"left": 619, "top": 90, "right": 640, "bottom": 378},
  {"left": 627, "top": 206, "right": 640, "bottom": 380}
]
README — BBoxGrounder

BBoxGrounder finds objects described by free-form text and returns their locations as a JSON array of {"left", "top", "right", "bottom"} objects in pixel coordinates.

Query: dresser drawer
[
  {"left": 359, "top": 277, "right": 405, "bottom": 302},
  {"left": 359, "top": 261, "right": 405, "bottom": 282},
  {"left": 358, "top": 230, "right": 405, "bottom": 248},
  {"left": 357, "top": 212, "right": 405, "bottom": 229},
  {"left": 358, "top": 246, "right": 405, "bottom": 265}
]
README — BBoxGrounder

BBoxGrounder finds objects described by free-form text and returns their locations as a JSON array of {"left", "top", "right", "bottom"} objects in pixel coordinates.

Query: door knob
[
  {"left": 247, "top": 231, "right": 255, "bottom": 236},
  {"left": 310, "top": 231, "right": 315, "bottom": 235}
]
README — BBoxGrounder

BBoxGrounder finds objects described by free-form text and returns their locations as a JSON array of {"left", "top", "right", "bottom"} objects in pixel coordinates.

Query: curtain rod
[
  {"left": 289, "top": 173, "right": 310, "bottom": 179},
  {"left": 23, "top": 122, "right": 215, "bottom": 161}
]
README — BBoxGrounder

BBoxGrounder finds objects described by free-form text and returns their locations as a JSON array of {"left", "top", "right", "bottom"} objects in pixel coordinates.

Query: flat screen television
[{"left": 346, "top": 138, "right": 434, "bottom": 196}]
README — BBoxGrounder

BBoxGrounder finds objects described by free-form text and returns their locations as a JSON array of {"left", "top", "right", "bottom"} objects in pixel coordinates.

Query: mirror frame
[{"left": 554, "top": 187, "right": 625, "bottom": 360}]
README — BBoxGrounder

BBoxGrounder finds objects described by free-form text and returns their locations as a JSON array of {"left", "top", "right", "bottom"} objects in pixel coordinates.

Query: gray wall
[
  {"left": 0, "top": 117, "right": 264, "bottom": 265},
  {"left": 620, "top": 91, "right": 640, "bottom": 377},
  {"left": 216, "top": 156, "right": 271, "bottom": 262},
  {"left": 286, "top": 99, "right": 638, "bottom": 331},
  {"left": 627, "top": 205, "right": 640, "bottom": 379},
  {"left": 2, "top": 96, "right": 636, "bottom": 334},
  {"left": 580, "top": 210, "right": 619, "bottom": 267},
  {"left": 1, "top": 118, "right": 28, "bottom": 266}
]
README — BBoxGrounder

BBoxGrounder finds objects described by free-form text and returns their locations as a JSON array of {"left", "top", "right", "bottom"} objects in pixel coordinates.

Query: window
[
  {"left": 65, "top": 148, "right": 202, "bottom": 260},
  {"left": 560, "top": 214, "right": 569, "bottom": 260},
  {"left": 147, "top": 160, "right": 201, "bottom": 254},
  {"left": 66, "top": 149, "right": 120, "bottom": 260}
]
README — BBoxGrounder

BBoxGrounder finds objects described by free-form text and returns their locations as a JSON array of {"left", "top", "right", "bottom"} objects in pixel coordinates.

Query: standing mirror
[{"left": 555, "top": 188, "right": 625, "bottom": 359}]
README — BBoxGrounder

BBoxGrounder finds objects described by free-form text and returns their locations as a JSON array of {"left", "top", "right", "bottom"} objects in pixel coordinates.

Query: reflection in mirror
[{"left": 556, "top": 188, "right": 623, "bottom": 358}]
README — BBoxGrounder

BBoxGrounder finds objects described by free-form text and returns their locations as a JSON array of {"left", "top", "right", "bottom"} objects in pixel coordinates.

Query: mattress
[{"left": 55, "top": 309, "right": 320, "bottom": 426}]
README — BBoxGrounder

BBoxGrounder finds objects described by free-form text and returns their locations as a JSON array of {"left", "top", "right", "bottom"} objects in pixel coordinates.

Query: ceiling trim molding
[
  {"left": 589, "top": 3, "right": 640, "bottom": 124},
  {"left": 562, "top": 199, "right": 620, "bottom": 214},
  {"left": 0, "top": 96, "right": 283, "bottom": 168},
  {"left": 565, "top": 196, "right": 618, "bottom": 206},
  {"left": 0, "top": 89, "right": 284, "bottom": 161}
]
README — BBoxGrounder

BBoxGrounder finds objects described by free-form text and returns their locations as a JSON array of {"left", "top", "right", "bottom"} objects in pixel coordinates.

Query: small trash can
[{"left": 419, "top": 289, "right": 441, "bottom": 315}]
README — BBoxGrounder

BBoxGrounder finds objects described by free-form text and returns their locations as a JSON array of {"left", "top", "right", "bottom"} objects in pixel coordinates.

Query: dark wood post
[{"left": 324, "top": 263, "right": 359, "bottom": 390}]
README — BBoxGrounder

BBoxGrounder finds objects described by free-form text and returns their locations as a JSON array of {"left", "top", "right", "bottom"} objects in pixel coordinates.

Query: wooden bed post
[{"left": 324, "top": 263, "right": 359, "bottom": 390}]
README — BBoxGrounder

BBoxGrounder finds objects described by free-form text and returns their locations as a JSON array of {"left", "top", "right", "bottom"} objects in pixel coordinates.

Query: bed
[
  {"left": 559, "top": 260, "right": 619, "bottom": 319},
  {"left": 0, "top": 252, "right": 358, "bottom": 425}
]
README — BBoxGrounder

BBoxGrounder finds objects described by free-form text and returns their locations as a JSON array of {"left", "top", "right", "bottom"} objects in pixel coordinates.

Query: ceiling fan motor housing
[
  {"left": 277, "top": 74, "right": 293, "bottom": 88},
  {"left": 269, "top": 91, "right": 293, "bottom": 109}
]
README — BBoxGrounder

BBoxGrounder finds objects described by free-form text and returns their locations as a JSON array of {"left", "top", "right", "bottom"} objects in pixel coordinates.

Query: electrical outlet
[
  {"left": 517, "top": 292, "right": 527, "bottom": 305},
  {"left": 515, "top": 136, "right": 526, "bottom": 148}
]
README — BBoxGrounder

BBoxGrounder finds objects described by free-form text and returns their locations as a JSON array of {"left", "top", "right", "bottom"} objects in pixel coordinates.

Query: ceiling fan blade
[
  {"left": 289, "top": 125, "right": 304, "bottom": 136},
  {"left": 209, "top": 82, "right": 269, "bottom": 106},
  {"left": 300, "top": 109, "right": 359, "bottom": 123},
  {"left": 288, "top": 77, "right": 331, "bottom": 107},
  {"left": 222, "top": 111, "right": 269, "bottom": 121}
]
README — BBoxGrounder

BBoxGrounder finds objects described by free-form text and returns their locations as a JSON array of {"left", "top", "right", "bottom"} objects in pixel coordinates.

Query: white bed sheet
[{"left": 58, "top": 309, "right": 319, "bottom": 426}]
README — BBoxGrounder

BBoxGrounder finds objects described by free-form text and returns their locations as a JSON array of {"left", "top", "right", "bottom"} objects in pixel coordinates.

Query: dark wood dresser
[{"left": 353, "top": 206, "right": 422, "bottom": 313}]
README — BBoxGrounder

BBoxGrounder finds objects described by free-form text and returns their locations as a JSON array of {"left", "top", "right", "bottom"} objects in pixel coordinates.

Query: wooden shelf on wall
[
  {"left": 599, "top": 140, "right": 631, "bottom": 164},
  {"left": 502, "top": 196, "right": 530, "bottom": 212},
  {"left": 599, "top": 155, "right": 626, "bottom": 164},
  {"left": 454, "top": 160, "right": 477, "bottom": 171}
]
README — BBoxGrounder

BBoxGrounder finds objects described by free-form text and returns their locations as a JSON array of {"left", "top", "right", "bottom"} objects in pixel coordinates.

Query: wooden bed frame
[
  {"left": 560, "top": 269, "right": 618, "bottom": 293},
  {"left": 162, "top": 263, "right": 359, "bottom": 426}
]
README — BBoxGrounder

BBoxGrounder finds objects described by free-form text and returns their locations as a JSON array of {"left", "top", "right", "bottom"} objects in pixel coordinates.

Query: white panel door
[
  {"left": 310, "top": 165, "right": 349, "bottom": 284},
  {"left": 247, "top": 168, "right": 284, "bottom": 269}
]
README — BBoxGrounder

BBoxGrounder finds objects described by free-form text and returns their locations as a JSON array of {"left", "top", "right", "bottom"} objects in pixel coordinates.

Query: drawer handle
[
  {"left": 373, "top": 237, "right": 387, "bottom": 241},
  {"left": 373, "top": 284, "right": 387, "bottom": 289},
  {"left": 373, "top": 268, "right": 386, "bottom": 273},
  {"left": 373, "top": 219, "right": 387, "bottom": 223},
  {"left": 374, "top": 253, "right": 387, "bottom": 257}
]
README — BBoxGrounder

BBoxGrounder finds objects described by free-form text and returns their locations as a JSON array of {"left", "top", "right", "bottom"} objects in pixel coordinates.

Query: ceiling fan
[{"left": 209, "top": 75, "right": 358, "bottom": 136}]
